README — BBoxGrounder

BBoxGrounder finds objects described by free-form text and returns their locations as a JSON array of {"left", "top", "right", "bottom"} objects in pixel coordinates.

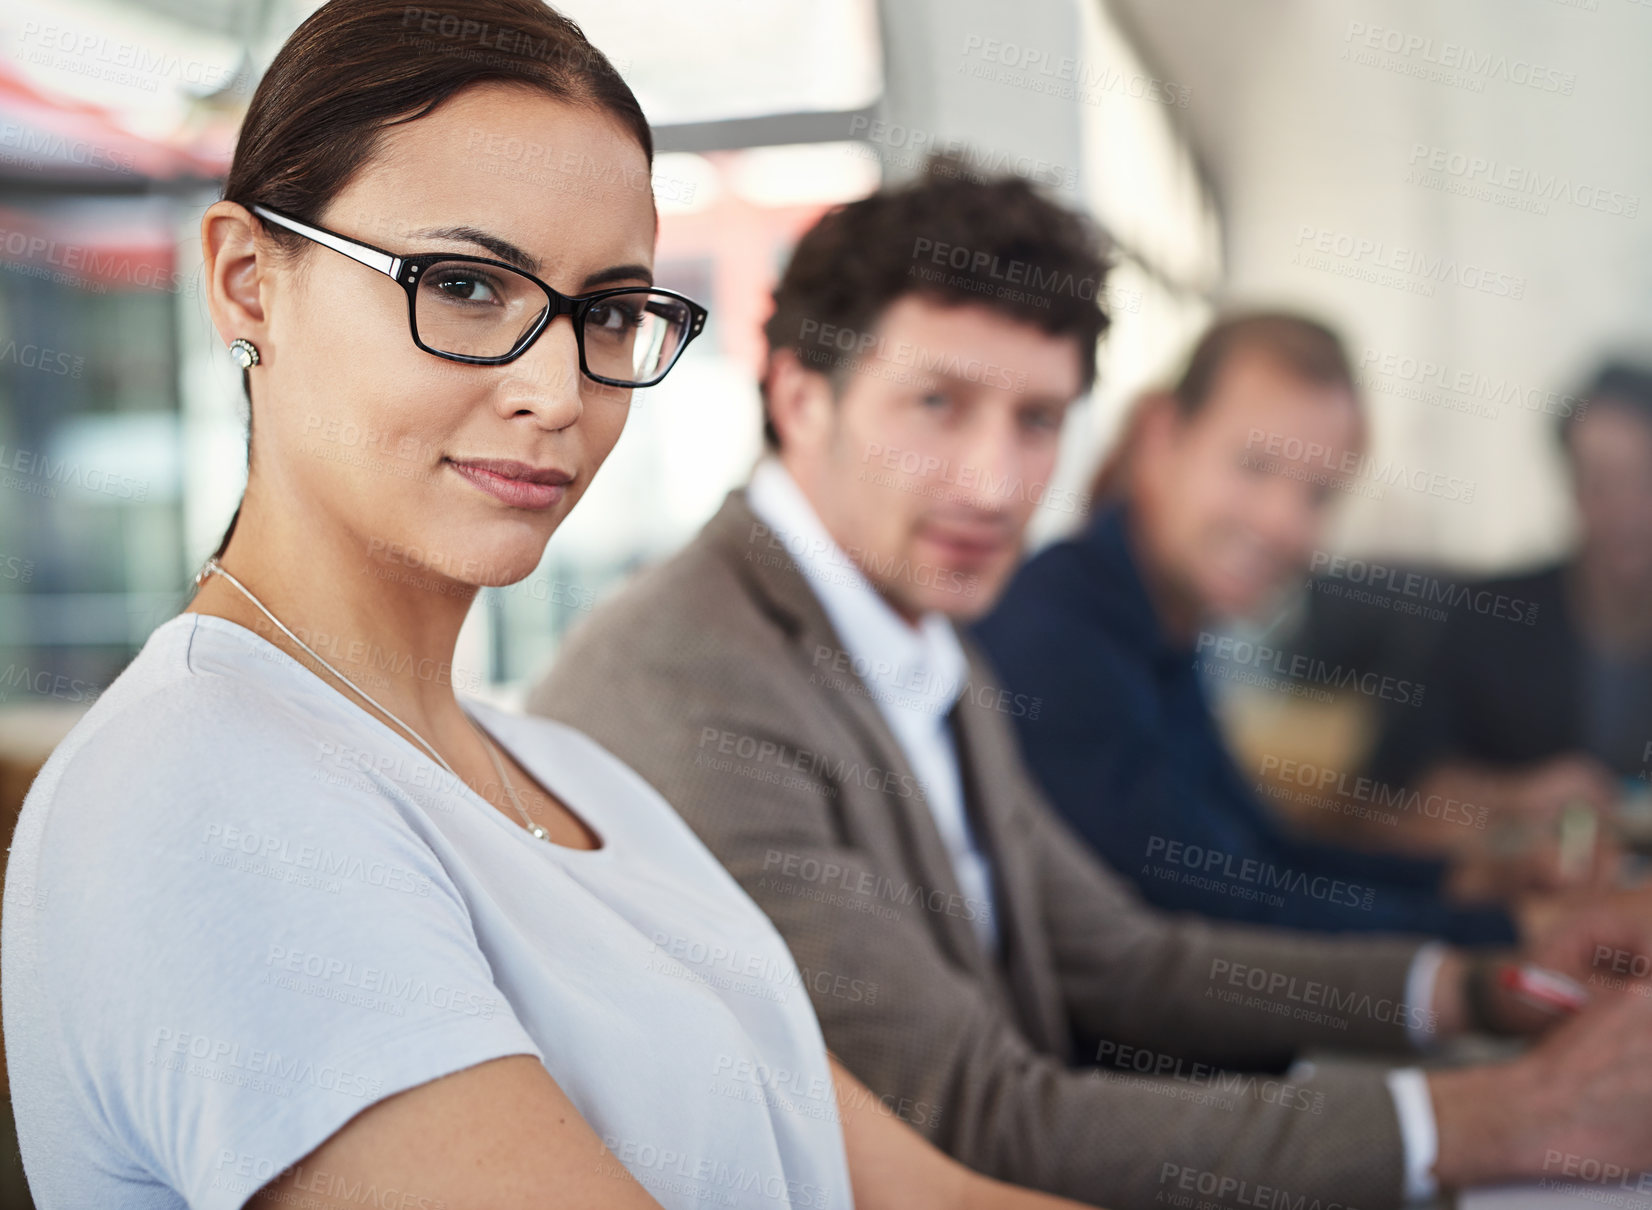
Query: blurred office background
[{"left": 0, "top": 0, "right": 1648, "bottom": 1202}]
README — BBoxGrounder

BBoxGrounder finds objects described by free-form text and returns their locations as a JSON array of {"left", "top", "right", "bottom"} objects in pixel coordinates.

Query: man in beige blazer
[{"left": 529, "top": 161, "right": 1652, "bottom": 1208}]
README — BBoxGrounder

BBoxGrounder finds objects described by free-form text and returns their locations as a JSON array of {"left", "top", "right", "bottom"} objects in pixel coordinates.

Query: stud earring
[{"left": 228, "top": 338, "right": 261, "bottom": 368}]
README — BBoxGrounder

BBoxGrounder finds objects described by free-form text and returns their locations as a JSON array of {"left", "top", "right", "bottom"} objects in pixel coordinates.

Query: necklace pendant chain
[{"left": 196, "top": 557, "right": 549, "bottom": 842}]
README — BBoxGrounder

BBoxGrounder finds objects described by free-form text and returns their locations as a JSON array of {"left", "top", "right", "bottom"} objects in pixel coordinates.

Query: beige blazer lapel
[{"left": 709, "top": 491, "right": 1000, "bottom": 985}]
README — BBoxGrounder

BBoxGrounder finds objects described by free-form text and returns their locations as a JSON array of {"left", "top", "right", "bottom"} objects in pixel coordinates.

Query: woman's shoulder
[
  {"left": 9, "top": 616, "right": 473, "bottom": 982},
  {"left": 44, "top": 615, "right": 317, "bottom": 759},
  {"left": 19, "top": 614, "right": 426, "bottom": 859}
]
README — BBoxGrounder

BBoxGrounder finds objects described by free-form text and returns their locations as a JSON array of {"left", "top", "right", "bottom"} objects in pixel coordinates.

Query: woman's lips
[{"left": 445, "top": 458, "right": 571, "bottom": 510}]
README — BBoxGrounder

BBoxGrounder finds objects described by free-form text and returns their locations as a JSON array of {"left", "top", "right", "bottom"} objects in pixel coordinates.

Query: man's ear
[
  {"left": 1114, "top": 389, "right": 1186, "bottom": 505},
  {"left": 763, "top": 347, "right": 840, "bottom": 455},
  {"left": 1089, "top": 389, "right": 1180, "bottom": 505}
]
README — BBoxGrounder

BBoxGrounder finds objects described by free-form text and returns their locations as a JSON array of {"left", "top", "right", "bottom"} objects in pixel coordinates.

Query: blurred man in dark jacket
[
  {"left": 1367, "top": 362, "right": 1652, "bottom": 825},
  {"left": 974, "top": 313, "right": 1614, "bottom": 944}
]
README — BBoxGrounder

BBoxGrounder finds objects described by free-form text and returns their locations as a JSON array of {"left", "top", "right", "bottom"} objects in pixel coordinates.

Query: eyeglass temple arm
[{"left": 251, "top": 205, "right": 403, "bottom": 280}]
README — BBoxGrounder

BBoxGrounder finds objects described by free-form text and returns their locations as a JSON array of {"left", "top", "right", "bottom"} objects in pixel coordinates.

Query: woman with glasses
[{"left": 0, "top": 1, "right": 1092, "bottom": 1208}]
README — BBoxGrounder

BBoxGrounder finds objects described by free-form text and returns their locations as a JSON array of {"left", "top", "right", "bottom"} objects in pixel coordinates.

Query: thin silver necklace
[{"left": 194, "top": 556, "right": 552, "bottom": 842}]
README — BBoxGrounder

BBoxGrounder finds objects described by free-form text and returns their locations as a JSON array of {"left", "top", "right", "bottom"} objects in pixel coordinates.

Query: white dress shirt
[
  {"left": 746, "top": 457, "right": 1441, "bottom": 1199},
  {"left": 747, "top": 458, "right": 1000, "bottom": 957},
  {"left": 1391, "top": 941, "right": 1449, "bottom": 1201}
]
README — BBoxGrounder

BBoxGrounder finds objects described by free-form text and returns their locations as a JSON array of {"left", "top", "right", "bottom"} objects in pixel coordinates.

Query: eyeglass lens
[{"left": 413, "top": 260, "right": 693, "bottom": 382}]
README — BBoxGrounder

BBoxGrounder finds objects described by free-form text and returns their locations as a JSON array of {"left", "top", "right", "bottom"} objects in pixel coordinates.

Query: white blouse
[{"left": 1, "top": 612, "right": 852, "bottom": 1210}]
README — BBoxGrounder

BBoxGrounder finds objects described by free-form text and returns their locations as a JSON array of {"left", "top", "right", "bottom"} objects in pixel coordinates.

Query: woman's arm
[
  {"left": 248, "top": 1054, "right": 666, "bottom": 1210},
  {"left": 828, "top": 1053, "right": 1101, "bottom": 1210},
  {"left": 244, "top": 1048, "right": 1100, "bottom": 1210}
]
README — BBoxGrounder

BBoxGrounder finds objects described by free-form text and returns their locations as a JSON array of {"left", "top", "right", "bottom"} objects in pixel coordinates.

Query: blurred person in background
[
  {"left": 974, "top": 312, "right": 1617, "bottom": 946},
  {"left": 1366, "top": 362, "right": 1652, "bottom": 853},
  {"left": 533, "top": 167, "right": 1652, "bottom": 1210},
  {"left": 0, "top": 4, "right": 1097, "bottom": 1210}
]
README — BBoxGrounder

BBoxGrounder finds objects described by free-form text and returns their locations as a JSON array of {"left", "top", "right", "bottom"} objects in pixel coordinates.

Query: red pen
[{"left": 1498, "top": 963, "right": 1590, "bottom": 1014}]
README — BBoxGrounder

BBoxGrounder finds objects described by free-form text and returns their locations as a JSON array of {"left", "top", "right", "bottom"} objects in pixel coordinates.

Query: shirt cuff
[
  {"left": 1386, "top": 1066, "right": 1440, "bottom": 1203},
  {"left": 1405, "top": 940, "right": 1449, "bottom": 1049}
]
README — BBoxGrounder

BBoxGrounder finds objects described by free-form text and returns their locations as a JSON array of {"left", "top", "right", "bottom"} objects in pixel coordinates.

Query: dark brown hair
[
  {"left": 210, "top": 0, "right": 650, "bottom": 560},
  {"left": 760, "top": 152, "right": 1112, "bottom": 449},
  {"left": 1087, "top": 310, "right": 1359, "bottom": 505}
]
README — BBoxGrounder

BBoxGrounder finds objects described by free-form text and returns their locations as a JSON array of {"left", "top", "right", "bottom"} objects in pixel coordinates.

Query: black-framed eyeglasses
[{"left": 251, "top": 204, "right": 708, "bottom": 388}]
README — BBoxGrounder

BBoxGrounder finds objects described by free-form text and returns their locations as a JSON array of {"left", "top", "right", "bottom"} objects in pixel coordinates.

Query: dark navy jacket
[{"left": 972, "top": 504, "right": 1518, "bottom": 943}]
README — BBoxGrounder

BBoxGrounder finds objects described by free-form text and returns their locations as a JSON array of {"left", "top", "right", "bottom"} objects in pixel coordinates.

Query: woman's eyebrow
[
  {"left": 407, "top": 224, "right": 540, "bottom": 272},
  {"left": 582, "top": 264, "right": 655, "bottom": 289},
  {"left": 403, "top": 226, "right": 654, "bottom": 290}
]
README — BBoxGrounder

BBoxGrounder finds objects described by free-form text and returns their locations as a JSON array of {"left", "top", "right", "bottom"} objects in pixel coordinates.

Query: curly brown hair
[{"left": 760, "top": 153, "right": 1113, "bottom": 448}]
